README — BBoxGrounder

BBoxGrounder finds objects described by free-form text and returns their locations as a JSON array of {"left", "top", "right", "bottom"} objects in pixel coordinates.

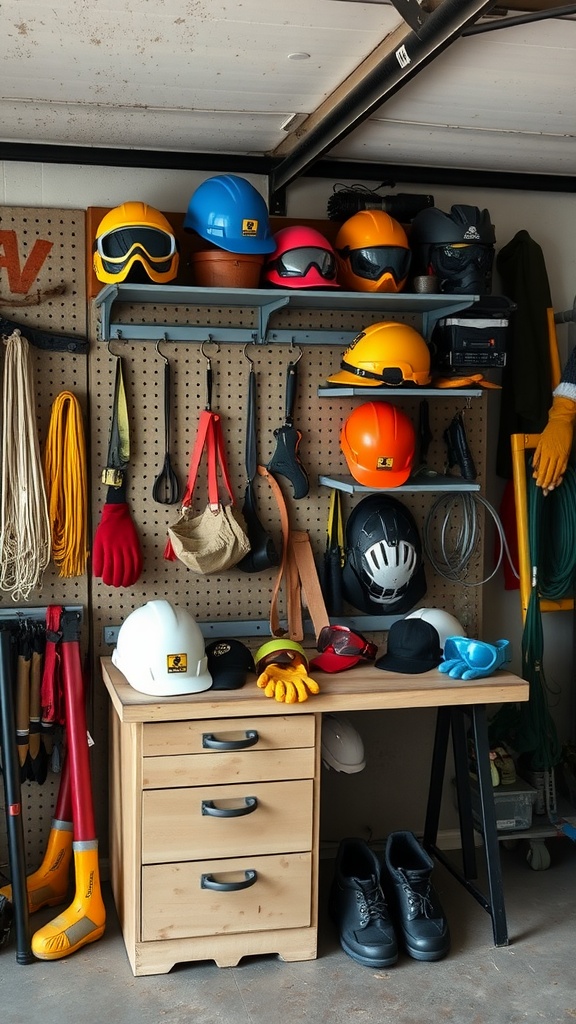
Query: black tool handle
[
  {"left": 163, "top": 360, "right": 171, "bottom": 451},
  {"left": 0, "top": 630, "right": 33, "bottom": 964},
  {"left": 244, "top": 369, "right": 258, "bottom": 482},
  {"left": 284, "top": 361, "right": 299, "bottom": 427}
]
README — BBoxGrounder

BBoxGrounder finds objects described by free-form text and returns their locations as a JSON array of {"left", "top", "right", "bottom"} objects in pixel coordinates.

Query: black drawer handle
[
  {"left": 201, "top": 796, "right": 258, "bottom": 818},
  {"left": 202, "top": 729, "right": 258, "bottom": 750},
  {"left": 200, "top": 870, "right": 257, "bottom": 892}
]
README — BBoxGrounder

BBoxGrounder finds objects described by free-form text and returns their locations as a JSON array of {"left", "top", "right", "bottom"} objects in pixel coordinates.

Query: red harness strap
[{"left": 40, "top": 605, "right": 65, "bottom": 727}]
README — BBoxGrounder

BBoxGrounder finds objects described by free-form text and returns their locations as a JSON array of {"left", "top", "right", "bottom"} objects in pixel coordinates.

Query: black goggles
[
  {"left": 95, "top": 226, "right": 177, "bottom": 264},
  {"left": 268, "top": 246, "right": 337, "bottom": 279},
  {"left": 431, "top": 243, "right": 494, "bottom": 274},
  {"left": 338, "top": 245, "right": 411, "bottom": 283},
  {"left": 317, "top": 625, "right": 378, "bottom": 660}
]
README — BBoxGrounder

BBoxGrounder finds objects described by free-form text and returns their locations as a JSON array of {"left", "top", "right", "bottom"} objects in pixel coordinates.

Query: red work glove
[{"left": 92, "top": 481, "right": 143, "bottom": 588}]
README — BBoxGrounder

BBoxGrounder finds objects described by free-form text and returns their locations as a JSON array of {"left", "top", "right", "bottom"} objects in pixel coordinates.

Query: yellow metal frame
[{"left": 510, "top": 308, "right": 573, "bottom": 623}]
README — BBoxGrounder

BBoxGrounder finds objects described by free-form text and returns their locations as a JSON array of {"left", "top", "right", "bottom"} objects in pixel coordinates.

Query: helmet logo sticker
[
  {"left": 242, "top": 218, "right": 259, "bottom": 237},
  {"left": 211, "top": 642, "right": 232, "bottom": 658},
  {"left": 167, "top": 653, "right": 188, "bottom": 673},
  {"left": 377, "top": 457, "right": 394, "bottom": 469},
  {"left": 463, "top": 227, "right": 481, "bottom": 241}
]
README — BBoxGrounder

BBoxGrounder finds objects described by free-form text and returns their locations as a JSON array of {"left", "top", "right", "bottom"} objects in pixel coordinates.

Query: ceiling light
[{"left": 288, "top": 52, "right": 311, "bottom": 60}]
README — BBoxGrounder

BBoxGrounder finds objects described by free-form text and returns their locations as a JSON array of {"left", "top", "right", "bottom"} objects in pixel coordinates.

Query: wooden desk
[{"left": 101, "top": 658, "right": 528, "bottom": 976}]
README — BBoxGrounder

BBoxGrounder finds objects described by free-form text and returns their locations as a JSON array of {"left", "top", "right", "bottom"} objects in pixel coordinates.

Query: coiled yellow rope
[
  {"left": 44, "top": 390, "right": 89, "bottom": 577},
  {"left": 0, "top": 331, "right": 51, "bottom": 600}
]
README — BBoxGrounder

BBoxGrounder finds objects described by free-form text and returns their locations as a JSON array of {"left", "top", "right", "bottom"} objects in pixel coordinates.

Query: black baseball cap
[
  {"left": 375, "top": 618, "right": 442, "bottom": 674},
  {"left": 205, "top": 638, "right": 256, "bottom": 690}
]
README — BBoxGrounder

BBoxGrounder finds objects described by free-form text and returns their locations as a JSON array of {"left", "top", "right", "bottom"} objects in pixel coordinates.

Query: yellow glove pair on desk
[{"left": 255, "top": 640, "right": 320, "bottom": 704}]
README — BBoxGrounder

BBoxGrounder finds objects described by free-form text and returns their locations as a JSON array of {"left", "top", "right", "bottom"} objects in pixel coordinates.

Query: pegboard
[
  {"left": 88, "top": 296, "right": 487, "bottom": 650},
  {"left": 0, "top": 205, "right": 490, "bottom": 897},
  {"left": 0, "top": 206, "right": 89, "bottom": 881}
]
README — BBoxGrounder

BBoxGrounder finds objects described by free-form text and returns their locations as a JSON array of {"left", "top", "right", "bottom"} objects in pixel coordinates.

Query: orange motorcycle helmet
[{"left": 335, "top": 210, "right": 411, "bottom": 292}]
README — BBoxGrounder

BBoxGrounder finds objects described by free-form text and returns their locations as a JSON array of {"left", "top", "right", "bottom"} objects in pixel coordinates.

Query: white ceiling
[{"left": 1, "top": 0, "right": 575, "bottom": 187}]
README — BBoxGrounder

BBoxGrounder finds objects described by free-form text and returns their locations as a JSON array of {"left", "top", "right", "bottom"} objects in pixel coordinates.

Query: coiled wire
[{"left": 423, "top": 491, "right": 519, "bottom": 587}]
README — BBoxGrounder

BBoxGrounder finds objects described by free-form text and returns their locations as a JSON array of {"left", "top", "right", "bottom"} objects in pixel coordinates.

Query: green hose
[{"left": 491, "top": 460, "right": 576, "bottom": 769}]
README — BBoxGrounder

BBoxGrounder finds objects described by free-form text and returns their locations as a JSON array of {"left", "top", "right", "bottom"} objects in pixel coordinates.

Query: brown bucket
[{"left": 190, "top": 249, "right": 265, "bottom": 288}]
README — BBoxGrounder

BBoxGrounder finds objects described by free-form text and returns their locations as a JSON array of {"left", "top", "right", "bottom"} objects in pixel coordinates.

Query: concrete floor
[{"left": 2, "top": 838, "right": 576, "bottom": 1024}]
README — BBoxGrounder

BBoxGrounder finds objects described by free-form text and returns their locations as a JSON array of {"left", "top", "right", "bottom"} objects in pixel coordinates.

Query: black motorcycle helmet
[
  {"left": 342, "top": 494, "right": 427, "bottom": 615},
  {"left": 409, "top": 204, "right": 496, "bottom": 295}
]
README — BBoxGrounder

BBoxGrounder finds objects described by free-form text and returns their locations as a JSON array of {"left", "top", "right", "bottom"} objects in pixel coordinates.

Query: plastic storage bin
[{"left": 454, "top": 777, "right": 538, "bottom": 832}]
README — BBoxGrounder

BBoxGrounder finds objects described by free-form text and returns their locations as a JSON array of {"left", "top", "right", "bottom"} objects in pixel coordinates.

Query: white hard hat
[
  {"left": 321, "top": 714, "right": 366, "bottom": 773},
  {"left": 404, "top": 607, "right": 466, "bottom": 651},
  {"left": 111, "top": 599, "right": 212, "bottom": 696}
]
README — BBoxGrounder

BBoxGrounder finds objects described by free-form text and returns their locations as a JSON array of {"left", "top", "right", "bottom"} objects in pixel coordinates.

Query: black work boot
[
  {"left": 329, "top": 838, "right": 398, "bottom": 968},
  {"left": 381, "top": 831, "right": 450, "bottom": 962}
]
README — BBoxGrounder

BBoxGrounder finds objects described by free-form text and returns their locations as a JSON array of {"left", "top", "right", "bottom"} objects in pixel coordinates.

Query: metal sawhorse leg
[{"left": 423, "top": 703, "right": 509, "bottom": 947}]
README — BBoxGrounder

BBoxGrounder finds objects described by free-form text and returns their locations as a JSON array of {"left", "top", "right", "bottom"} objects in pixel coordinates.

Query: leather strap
[{"left": 258, "top": 466, "right": 329, "bottom": 641}]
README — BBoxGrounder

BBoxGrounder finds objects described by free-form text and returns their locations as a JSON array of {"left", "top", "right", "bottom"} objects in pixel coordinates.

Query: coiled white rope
[{"left": 0, "top": 331, "right": 51, "bottom": 600}]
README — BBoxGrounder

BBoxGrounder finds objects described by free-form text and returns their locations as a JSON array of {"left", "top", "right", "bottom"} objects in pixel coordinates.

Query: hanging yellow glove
[
  {"left": 257, "top": 662, "right": 320, "bottom": 704},
  {"left": 533, "top": 396, "right": 576, "bottom": 492}
]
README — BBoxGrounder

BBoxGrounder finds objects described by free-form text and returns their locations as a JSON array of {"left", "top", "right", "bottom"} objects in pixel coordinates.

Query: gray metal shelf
[
  {"left": 318, "top": 385, "right": 483, "bottom": 398},
  {"left": 318, "top": 473, "right": 480, "bottom": 493},
  {"left": 94, "top": 283, "right": 479, "bottom": 345}
]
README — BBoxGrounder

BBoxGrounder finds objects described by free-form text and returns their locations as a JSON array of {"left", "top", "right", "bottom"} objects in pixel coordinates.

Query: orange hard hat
[{"left": 340, "top": 401, "right": 416, "bottom": 488}]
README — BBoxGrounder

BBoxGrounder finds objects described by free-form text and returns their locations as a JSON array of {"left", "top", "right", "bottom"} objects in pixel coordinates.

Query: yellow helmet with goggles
[{"left": 93, "top": 202, "right": 179, "bottom": 284}]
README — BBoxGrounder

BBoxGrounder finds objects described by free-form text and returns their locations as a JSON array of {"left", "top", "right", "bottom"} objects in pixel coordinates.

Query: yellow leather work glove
[
  {"left": 256, "top": 663, "right": 320, "bottom": 704},
  {"left": 533, "top": 396, "right": 576, "bottom": 492}
]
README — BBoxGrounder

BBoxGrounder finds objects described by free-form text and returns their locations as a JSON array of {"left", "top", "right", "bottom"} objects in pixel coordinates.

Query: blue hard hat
[{"left": 183, "top": 174, "right": 276, "bottom": 254}]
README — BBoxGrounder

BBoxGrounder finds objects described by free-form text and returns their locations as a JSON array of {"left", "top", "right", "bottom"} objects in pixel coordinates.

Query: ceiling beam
[
  {"left": 1, "top": 143, "right": 575, "bottom": 196},
  {"left": 269, "top": 0, "right": 500, "bottom": 201}
]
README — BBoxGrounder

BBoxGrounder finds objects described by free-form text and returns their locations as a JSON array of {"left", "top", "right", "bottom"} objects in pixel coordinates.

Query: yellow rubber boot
[
  {"left": 0, "top": 819, "right": 73, "bottom": 914},
  {"left": 31, "top": 840, "right": 106, "bottom": 960}
]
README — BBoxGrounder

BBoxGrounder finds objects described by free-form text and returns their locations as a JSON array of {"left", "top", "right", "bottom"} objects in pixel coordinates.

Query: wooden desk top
[{"left": 101, "top": 657, "right": 529, "bottom": 725}]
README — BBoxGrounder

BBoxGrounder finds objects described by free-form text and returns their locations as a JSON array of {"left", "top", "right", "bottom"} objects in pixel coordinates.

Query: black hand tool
[{"left": 268, "top": 356, "right": 309, "bottom": 499}]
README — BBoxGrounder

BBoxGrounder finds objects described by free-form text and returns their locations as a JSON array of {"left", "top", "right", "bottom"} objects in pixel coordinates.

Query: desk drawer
[
  {"left": 141, "top": 852, "right": 312, "bottom": 941},
  {"left": 142, "top": 779, "right": 314, "bottom": 863},
  {"left": 142, "top": 745, "right": 315, "bottom": 788},
  {"left": 142, "top": 715, "right": 316, "bottom": 756}
]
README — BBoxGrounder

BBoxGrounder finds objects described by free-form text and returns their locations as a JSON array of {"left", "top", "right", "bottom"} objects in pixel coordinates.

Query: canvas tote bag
[{"left": 164, "top": 409, "right": 250, "bottom": 573}]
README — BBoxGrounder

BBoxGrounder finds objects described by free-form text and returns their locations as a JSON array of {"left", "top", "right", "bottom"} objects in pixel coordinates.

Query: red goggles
[{"left": 317, "top": 625, "right": 377, "bottom": 660}]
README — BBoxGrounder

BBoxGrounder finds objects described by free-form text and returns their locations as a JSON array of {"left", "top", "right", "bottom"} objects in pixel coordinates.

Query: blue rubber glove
[{"left": 439, "top": 637, "right": 511, "bottom": 680}]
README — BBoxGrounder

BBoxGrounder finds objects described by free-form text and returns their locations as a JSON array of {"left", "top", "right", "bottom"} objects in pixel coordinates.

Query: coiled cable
[
  {"left": 44, "top": 390, "right": 89, "bottom": 577},
  {"left": 423, "top": 490, "right": 519, "bottom": 587}
]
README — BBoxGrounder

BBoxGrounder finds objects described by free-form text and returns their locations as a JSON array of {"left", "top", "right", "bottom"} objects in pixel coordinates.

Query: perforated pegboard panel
[
  {"left": 88, "top": 297, "right": 487, "bottom": 654},
  {"left": 0, "top": 207, "right": 89, "bottom": 880},
  {"left": 0, "top": 205, "right": 489, "bottom": 891}
]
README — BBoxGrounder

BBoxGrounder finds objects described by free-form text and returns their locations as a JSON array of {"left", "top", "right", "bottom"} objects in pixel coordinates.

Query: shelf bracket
[{"left": 257, "top": 296, "right": 291, "bottom": 344}]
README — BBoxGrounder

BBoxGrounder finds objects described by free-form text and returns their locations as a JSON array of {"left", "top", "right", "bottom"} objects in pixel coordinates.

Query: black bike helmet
[
  {"left": 409, "top": 204, "right": 496, "bottom": 295},
  {"left": 342, "top": 494, "right": 427, "bottom": 614}
]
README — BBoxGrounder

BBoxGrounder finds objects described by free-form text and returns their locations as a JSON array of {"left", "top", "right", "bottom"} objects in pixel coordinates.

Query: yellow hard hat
[{"left": 327, "top": 321, "right": 431, "bottom": 387}]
